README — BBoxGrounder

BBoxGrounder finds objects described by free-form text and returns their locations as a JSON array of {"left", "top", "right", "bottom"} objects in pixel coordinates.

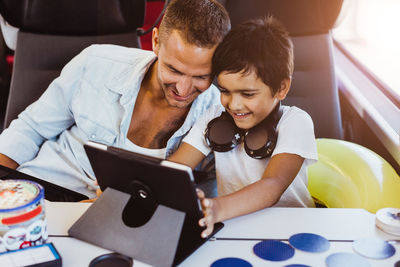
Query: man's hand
[
  {"left": 80, "top": 182, "right": 103, "bottom": 203},
  {"left": 0, "top": 153, "right": 19, "bottom": 169},
  {"left": 196, "top": 188, "right": 220, "bottom": 238}
]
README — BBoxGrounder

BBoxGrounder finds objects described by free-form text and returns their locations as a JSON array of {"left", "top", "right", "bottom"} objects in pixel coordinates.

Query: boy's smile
[{"left": 217, "top": 70, "right": 287, "bottom": 130}]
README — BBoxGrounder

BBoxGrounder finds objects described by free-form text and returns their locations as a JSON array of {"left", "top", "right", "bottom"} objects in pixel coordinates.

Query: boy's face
[
  {"left": 152, "top": 28, "right": 216, "bottom": 108},
  {"left": 218, "top": 71, "right": 289, "bottom": 130}
]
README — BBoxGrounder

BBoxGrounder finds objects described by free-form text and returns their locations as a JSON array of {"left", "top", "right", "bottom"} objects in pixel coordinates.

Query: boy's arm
[
  {"left": 168, "top": 142, "right": 206, "bottom": 170},
  {"left": 198, "top": 110, "right": 317, "bottom": 238},
  {"left": 0, "top": 153, "right": 19, "bottom": 169},
  {"left": 215, "top": 153, "right": 303, "bottom": 221}
]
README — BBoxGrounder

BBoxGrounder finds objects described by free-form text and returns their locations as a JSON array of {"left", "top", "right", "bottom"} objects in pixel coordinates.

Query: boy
[{"left": 169, "top": 16, "right": 318, "bottom": 238}]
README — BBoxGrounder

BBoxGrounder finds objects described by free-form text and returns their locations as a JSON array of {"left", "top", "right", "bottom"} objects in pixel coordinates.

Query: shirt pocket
[{"left": 76, "top": 116, "right": 117, "bottom": 145}]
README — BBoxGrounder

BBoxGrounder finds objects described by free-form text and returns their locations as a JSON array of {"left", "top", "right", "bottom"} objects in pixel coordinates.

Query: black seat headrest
[
  {"left": 224, "top": 0, "right": 343, "bottom": 36},
  {"left": 0, "top": 0, "right": 146, "bottom": 35}
]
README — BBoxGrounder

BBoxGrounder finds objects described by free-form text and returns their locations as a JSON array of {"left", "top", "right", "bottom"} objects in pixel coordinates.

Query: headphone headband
[{"left": 205, "top": 102, "right": 283, "bottom": 159}]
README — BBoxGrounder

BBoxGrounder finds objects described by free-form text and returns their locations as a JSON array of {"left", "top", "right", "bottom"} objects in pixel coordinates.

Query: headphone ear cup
[
  {"left": 244, "top": 121, "right": 278, "bottom": 159},
  {"left": 205, "top": 112, "right": 241, "bottom": 152},
  {"left": 244, "top": 124, "right": 269, "bottom": 151}
]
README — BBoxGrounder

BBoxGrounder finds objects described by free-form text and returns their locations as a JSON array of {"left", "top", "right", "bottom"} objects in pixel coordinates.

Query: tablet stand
[{"left": 68, "top": 187, "right": 185, "bottom": 267}]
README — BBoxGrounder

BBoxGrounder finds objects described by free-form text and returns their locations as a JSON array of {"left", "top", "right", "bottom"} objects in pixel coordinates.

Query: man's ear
[
  {"left": 275, "top": 79, "right": 291, "bottom": 100},
  {"left": 152, "top": 27, "right": 160, "bottom": 55}
]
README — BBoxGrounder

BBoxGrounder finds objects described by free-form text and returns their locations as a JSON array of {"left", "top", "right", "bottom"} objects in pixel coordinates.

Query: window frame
[{"left": 333, "top": 39, "right": 400, "bottom": 167}]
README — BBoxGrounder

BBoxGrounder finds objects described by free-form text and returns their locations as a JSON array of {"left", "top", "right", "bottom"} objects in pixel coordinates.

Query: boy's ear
[
  {"left": 275, "top": 79, "right": 291, "bottom": 100},
  {"left": 152, "top": 27, "right": 160, "bottom": 55}
]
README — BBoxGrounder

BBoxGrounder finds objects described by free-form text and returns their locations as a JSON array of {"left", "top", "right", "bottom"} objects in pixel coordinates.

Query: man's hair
[
  {"left": 212, "top": 16, "right": 294, "bottom": 94},
  {"left": 159, "top": 0, "right": 231, "bottom": 48}
]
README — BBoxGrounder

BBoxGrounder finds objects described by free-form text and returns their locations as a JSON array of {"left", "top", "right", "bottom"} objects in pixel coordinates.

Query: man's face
[{"left": 152, "top": 29, "right": 216, "bottom": 108}]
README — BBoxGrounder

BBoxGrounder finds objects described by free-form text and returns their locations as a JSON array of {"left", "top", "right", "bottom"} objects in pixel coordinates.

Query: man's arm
[
  {"left": 0, "top": 153, "right": 19, "bottom": 169},
  {"left": 0, "top": 46, "right": 90, "bottom": 165}
]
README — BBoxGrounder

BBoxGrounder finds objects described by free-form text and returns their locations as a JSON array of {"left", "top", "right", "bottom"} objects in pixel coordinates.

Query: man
[{"left": 0, "top": 0, "right": 230, "bottom": 199}]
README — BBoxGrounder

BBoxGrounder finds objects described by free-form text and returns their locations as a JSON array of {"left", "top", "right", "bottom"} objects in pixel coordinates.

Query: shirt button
[{"left": 91, "top": 134, "right": 96, "bottom": 139}]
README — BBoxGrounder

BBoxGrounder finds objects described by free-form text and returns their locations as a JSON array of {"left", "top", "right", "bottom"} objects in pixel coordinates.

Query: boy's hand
[{"left": 196, "top": 189, "right": 217, "bottom": 238}]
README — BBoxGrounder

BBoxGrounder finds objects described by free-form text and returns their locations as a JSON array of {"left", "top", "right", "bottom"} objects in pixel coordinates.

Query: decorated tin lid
[
  {"left": 375, "top": 207, "right": 400, "bottom": 236},
  {"left": 0, "top": 180, "right": 44, "bottom": 212}
]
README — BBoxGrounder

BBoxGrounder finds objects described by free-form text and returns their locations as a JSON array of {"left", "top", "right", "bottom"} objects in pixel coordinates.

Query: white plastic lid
[
  {"left": 375, "top": 207, "right": 400, "bottom": 236},
  {"left": 0, "top": 180, "right": 41, "bottom": 210}
]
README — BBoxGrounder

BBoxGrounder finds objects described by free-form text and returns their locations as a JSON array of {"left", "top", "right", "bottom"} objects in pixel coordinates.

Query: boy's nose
[
  {"left": 228, "top": 95, "right": 243, "bottom": 110},
  {"left": 176, "top": 76, "right": 192, "bottom": 97}
]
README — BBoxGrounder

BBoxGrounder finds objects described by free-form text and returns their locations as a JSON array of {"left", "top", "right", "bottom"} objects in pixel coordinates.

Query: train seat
[{"left": 0, "top": 0, "right": 145, "bottom": 129}]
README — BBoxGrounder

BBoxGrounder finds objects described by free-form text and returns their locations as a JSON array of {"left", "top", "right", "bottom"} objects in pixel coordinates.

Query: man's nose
[{"left": 176, "top": 76, "right": 192, "bottom": 96}]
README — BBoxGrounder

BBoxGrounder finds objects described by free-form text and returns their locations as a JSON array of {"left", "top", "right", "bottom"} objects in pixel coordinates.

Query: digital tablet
[{"left": 84, "top": 141, "right": 223, "bottom": 265}]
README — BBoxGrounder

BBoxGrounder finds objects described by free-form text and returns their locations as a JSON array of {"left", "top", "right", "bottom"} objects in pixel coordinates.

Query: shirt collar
[{"left": 105, "top": 51, "right": 157, "bottom": 98}]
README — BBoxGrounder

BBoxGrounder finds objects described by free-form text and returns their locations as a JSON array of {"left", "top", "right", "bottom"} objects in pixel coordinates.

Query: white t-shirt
[
  {"left": 183, "top": 105, "right": 318, "bottom": 207},
  {"left": 124, "top": 139, "right": 166, "bottom": 159}
]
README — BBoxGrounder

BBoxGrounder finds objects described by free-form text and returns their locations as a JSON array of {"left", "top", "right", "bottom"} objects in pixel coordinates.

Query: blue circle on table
[
  {"left": 253, "top": 240, "right": 295, "bottom": 261},
  {"left": 352, "top": 237, "right": 396, "bottom": 259},
  {"left": 285, "top": 265, "right": 310, "bottom": 267},
  {"left": 210, "top": 257, "right": 252, "bottom": 267},
  {"left": 326, "top": 252, "right": 370, "bottom": 267},
  {"left": 289, "top": 233, "right": 330, "bottom": 253}
]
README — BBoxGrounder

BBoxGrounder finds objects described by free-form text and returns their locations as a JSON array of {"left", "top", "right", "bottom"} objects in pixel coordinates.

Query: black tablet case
[{"left": 69, "top": 144, "right": 223, "bottom": 266}]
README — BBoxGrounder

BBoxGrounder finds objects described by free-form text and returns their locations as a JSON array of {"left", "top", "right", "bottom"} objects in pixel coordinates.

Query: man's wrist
[{"left": 0, "top": 153, "right": 19, "bottom": 169}]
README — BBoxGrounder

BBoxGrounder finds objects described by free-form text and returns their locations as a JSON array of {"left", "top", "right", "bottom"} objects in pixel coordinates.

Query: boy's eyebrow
[{"left": 217, "top": 84, "right": 260, "bottom": 92}]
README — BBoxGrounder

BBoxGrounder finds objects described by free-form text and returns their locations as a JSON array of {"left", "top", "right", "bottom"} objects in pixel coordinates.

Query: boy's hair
[
  {"left": 212, "top": 16, "right": 294, "bottom": 94},
  {"left": 158, "top": 0, "right": 231, "bottom": 48}
]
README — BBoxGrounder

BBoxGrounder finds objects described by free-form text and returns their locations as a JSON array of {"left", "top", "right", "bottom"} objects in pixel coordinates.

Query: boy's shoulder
[
  {"left": 279, "top": 105, "right": 314, "bottom": 128},
  {"left": 281, "top": 105, "right": 312, "bottom": 120}
]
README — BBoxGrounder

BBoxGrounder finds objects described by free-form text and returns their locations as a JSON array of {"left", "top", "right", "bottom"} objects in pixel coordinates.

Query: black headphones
[{"left": 205, "top": 103, "right": 282, "bottom": 159}]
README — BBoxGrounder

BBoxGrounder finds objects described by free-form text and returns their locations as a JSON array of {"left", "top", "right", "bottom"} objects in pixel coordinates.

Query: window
[
  {"left": 333, "top": 0, "right": 400, "bottom": 103},
  {"left": 333, "top": 0, "right": 400, "bottom": 167}
]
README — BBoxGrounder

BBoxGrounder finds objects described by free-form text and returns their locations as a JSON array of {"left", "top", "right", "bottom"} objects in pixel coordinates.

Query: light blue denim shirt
[{"left": 0, "top": 44, "right": 221, "bottom": 198}]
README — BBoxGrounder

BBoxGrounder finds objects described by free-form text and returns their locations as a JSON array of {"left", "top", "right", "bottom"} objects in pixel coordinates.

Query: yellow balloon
[{"left": 308, "top": 138, "right": 400, "bottom": 213}]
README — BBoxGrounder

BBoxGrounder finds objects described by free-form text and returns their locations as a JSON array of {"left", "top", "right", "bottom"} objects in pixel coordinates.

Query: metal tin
[
  {"left": 375, "top": 207, "right": 400, "bottom": 236},
  {"left": 0, "top": 179, "right": 47, "bottom": 251}
]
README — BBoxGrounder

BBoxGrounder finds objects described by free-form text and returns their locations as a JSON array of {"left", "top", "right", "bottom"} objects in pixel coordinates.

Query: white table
[{"left": 45, "top": 201, "right": 400, "bottom": 266}]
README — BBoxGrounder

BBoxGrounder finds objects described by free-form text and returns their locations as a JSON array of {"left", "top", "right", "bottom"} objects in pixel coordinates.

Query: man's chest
[{"left": 127, "top": 106, "right": 186, "bottom": 149}]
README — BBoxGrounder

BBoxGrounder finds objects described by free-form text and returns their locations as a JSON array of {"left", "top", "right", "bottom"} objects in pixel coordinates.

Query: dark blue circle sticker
[
  {"left": 289, "top": 233, "right": 330, "bottom": 253},
  {"left": 326, "top": 252, "right": 370, "bottom": 267},
  {"left": 211, "top": 257, "right": 252, "bottom": 267},
  {"left": 253, "top": 240, "right": 295, "bottom": 261},
  {"left": 352, "top": 237, "right": 396, "bottom": 259}
]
